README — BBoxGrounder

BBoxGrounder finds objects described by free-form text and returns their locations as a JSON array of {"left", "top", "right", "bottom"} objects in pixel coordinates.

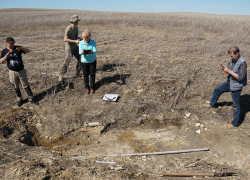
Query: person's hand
[
  {"left": 76, "top": 39, "right": 80, "bottom": 44},
  {"left": 82, "top": 49, "right": 85, "bottom": 54},
  {"left": 221, "top": 65, "right": 230, "bottom": 73},
  {"left": 16, "top": 47, "right": 22, "bottom": 51},
  {"left": 7, "top": 49, "right": 13, "bottom": 55}
]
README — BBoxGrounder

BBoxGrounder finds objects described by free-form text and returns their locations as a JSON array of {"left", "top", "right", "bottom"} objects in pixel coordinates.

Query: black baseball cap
[{"left": 6, "top": 37, "right": 15, "bottom": 44}]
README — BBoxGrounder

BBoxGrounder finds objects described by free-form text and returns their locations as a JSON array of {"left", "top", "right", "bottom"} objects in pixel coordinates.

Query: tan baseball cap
[{"left": 70, "top": 15, "right": 81, "bottom": 23}]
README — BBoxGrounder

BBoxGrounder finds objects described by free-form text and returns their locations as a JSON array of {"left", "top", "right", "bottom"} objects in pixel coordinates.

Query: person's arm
[
  {"left": 221, "top": 61, "right": 247, "bottom": 81},
  {"left": 0, "top": 50, "right": 12, "bottom": 63},
  {"left": 237, "top": 62, "right": 247, "bottom": 81},
  {"left": 79, "top": 42, "right": 85, "bottom": 55},
  {"left": 221, "top": 65, "right": 238, "bottom": 80},
  {"left": 16, "top": 46, "right": 30, "bottom": 53},
  {"left": 91, "top": 41, "right": 97, "bottom": 55},
  {"left": 64, "top": 35, "right": 80, "bottom": 44},
  {"left": 85, "top": 40, "right": 97, "bottom": 55}
]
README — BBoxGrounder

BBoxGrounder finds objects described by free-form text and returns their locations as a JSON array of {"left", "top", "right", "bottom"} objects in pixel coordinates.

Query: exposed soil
[{"left": 0, "top": 9, "right": 250, "bottom": 179}]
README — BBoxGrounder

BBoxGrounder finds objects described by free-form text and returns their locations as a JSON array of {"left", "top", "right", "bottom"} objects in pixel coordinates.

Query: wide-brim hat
[
  {"left": 6, "top": 37, "right": 15, "bottom": 44},
  {"left": 70, "top": 15, "right": 81, "bottom": 23}
]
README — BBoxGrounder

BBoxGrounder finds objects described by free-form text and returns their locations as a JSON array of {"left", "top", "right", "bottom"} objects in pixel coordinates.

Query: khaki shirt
[{"left": 65, "top": 25, "right": 78, "bottom": 50}]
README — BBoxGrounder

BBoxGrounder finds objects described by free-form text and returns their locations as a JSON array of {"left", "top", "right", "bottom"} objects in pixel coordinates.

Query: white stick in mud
[{"left": 103, "top": 148, "right": 209, "bottom": 157}]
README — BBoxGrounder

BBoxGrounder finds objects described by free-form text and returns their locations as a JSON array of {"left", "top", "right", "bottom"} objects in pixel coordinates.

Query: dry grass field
[{"left": 0, "top": 8, "right": 250, "bottom": 179}]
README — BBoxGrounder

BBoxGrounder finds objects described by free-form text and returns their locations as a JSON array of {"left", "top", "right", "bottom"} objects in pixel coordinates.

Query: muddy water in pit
[
  {"left": 0, "top": 107, "right": 183, "bottom": 157},
  {"left": 1, "top": 106, "right": 250, "bottom": 179}
]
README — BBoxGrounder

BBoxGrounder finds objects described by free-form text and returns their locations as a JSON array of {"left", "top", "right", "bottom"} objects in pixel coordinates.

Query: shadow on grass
[
  {"left": 239, "top": 94, "right": 250, "bottom": 125},
  {"left": 97, "top": 63, "right": 125, "bottom": 72},
  {"left": 216, "top": 101, "right": 233, "bottom": 107},
  {"left": 215, "top": 94, "right": 250, "bottom": 125},
  {"left": 95, "top": 74, "right": 130, "bottom": 90},
  {"left": 33, "top": 82, "right": 74, "bottom": 102}
]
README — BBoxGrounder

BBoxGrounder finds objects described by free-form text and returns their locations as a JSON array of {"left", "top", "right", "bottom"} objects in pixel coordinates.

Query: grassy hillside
[{"left": 0, "top": 9, "right": 250, "bottom": 179}]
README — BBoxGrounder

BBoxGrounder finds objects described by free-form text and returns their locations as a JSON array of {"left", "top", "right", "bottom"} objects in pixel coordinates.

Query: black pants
[{"left": 81, "top": 61, "right": 96, "bottom": 89}]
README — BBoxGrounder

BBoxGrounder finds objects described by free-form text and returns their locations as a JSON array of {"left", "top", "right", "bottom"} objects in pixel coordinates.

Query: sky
[{"left": 1, "top": 0, "right": 250, "bottom": 15}]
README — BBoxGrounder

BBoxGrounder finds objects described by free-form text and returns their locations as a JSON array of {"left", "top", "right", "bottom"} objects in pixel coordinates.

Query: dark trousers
[
  {"left": 210, "top": 82, "right": 242, "bottom": 127},
  {"left": 81, "top": 61, "right": 96, "bottom": 89}
]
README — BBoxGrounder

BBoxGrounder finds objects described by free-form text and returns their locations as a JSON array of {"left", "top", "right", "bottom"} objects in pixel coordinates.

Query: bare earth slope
[{"left": 0, "top": 9, "right": 250, "bottom": 179}]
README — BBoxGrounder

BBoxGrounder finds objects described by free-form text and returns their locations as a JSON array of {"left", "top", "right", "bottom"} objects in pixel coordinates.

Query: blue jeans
[{"left": 210, "top": 82, "right": 242, "bottom": 127}]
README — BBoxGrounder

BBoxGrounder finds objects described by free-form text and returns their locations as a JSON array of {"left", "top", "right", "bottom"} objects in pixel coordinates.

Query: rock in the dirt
[
  {"left": 154, "top": 114, "right": 164, "bottom": 121},
  {"left": 88, "top": 122, "right": 101, "bottom": 127},
  {"left": 186, "top": 113, "right": 191, "bottom": 118},
  {"left": 191, "top": 115, "right": 199, "bottom": 121},
  {"left": 80, "top": 127, "right": 87, "bottom": 131},
  {"left": 36, "top": 123, "right": 42, "bottom": 128}
]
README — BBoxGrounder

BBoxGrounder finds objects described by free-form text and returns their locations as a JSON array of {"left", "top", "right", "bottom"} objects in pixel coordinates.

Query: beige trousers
[
  {"left": 59, "top": 47, "right": 81, "bottom": 81},
  {"left": 9, "top": 69, "right": 33, "bottom": 101},
  {"left": 9, "top": 69, "right": 30, "bottom": 89}
]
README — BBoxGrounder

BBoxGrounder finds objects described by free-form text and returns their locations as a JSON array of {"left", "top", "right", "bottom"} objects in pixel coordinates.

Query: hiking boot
[
  {"left": 203, "top": 103, "right": 211, "bottom": 108},
  {"left": 59, "top": 81, "right": 64, "bottom": 85},
  {"left": 59, "top": 76, "right": 64, "bottom": 85},
  {"left": 17, "top": 100, "right": 23, "bottom": 107},
  {"left": 30, "top": 99, "right": 39, "bottom": 105},
  {"left": 203, "top": 101, "right": 216, "bottom": 108},
  {"left": 224, "top": 123, "right": 236, "bottom": 129},
  {"left": 90, "top": 88, "right": 95, "bottom": 94},
  {"left": 86, "top": 88, "right": 90, "bottom": 95},
  {"left": 75, "top": 70, "right": 81, "bottom": 77}
]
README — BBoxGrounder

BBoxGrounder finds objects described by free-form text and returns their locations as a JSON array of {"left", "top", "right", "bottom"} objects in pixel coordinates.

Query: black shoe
[
  {"left": 30, "top": 99, "right": 39, "bottom": 105},
  {"left": 17, "top": 100, "right": 22, "bottom": 107},
  {"left": 59, "top": 81, "right": 64, "bottom": 85},
  {"left": 75, "top": 70, "right": 81, "bottom": 77}
]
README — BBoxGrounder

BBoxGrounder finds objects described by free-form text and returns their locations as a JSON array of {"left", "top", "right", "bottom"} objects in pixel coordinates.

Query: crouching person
[
  {"left": 208, "top": 46, "right": 247, "bottom": 128},
  {"left": 0, "top": 37, "right": 38, "bottom": 107}
]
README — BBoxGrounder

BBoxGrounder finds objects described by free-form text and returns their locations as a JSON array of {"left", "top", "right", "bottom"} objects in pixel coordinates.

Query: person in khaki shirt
[{"left": 59, "top": 15, "right": 82, "bottom": 84}]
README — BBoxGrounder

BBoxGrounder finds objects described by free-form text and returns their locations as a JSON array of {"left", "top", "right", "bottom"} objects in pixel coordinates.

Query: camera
[{"left": 12, "top": 49, "right": 18, "bottom": 53}]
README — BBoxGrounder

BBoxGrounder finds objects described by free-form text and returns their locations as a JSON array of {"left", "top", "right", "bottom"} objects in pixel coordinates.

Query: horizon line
[{"left": 0, "top": 8, "right": 249, "bottom": 16}]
